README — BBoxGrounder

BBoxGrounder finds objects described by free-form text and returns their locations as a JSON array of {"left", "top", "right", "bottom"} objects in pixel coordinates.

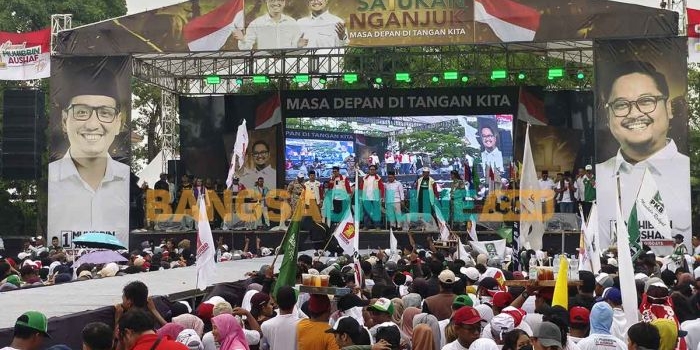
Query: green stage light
[
  {"left": 576, "top": 71, "right": 585, "bottom": 79},
  {"left": 395, "top": 73, "right": 411, "bottom": 82},
  {"left": 252, "top": 75, "right": 269, "bottom": 84},
  {"left": 343, "top": 73, "right": 358, "bottom": 84},
  {"left": 293, "top": 74, "right": 310, "bottom": 84},
  {"left": 443, "top": 71, "right": 459, "bottom": 80},
  {"left": 517, "top": 72, "right": 526, "bottom": 80},
  {"left": 461, "top": 75, "right": 469, "bottom": 82},
  {"left": 235, "top": 78, "right": 243, "bottom": 84},
  {"left": 548, "top": 68, "right": 564, "bottom": 79},
  {"left": 431, "top": 76, "right": 439, "bottom": 83},
  {"left": 319, "top": 75, "right": 327, "bottom": 84},
  {"left": 491, "top": 70, "right": 507, "bottom": 80},
  {"left": 375, "top": 77, "right": 383, "bottom": 84},
  {"left": 206, "top": 75, "right": 221, "bottom": 85}
]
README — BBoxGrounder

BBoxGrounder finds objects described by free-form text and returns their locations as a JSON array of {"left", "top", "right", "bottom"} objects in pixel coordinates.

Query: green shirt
[{"left": 583, "top": 176, "right": 596, "bottom": 202}]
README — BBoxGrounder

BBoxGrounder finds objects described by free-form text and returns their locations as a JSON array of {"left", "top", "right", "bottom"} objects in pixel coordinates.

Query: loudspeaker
[
  {"left": 168, "top": 159, "right": 185, "bottom": 184},
  {"left": 2, "top": 90, "right": 45, "bottom": 180}
]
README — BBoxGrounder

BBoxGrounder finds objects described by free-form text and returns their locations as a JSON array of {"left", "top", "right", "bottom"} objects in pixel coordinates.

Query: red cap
[
  {"left": 308, "top": 294, "right": 331, "bottom": 314},
  {"left": 569, "top": 306, "right": 590, "bottom": 325},
  {"left": 197, "top": 303, "right": 214, "bottom": 321},
  {"left": 452, "top": 306, "right": 482, "bottom": 325},
  {"left": 492, "top": 291, "right": 513, "bottom": 308},
  {"left": 502, "top": 306, "right": 526, "bottom": 326},
  {"left": 6, "top": 258, "right": 16, "bottom": 268}
]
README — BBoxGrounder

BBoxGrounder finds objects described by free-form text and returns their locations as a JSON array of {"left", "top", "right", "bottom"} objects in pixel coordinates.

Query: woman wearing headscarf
[
  {"left": 402, "top": 293, "right": 422, "bottom": 309},
  {"left": 177, "top": 329, "right": 204, "bottom": 350},
  {"left": 173, "top": 314, "right": 205, "bottom": 337},
  {"left": 390, "top": 298, "right": 405, "bottom": 325},
  {"left": 211, "top": 314, "right": 250, "bottom": 350},
  {"left": 157, "top": 323, "right": 186, "bottom": 340},
  {"left": 400, "top": 307, "right": 421, "bottom": 339},
  {"left": 652, "top": 318, "right": 682, "bottom": 350},
  {"left": 413, "top": 324, "right": 438, "bottom": 350},
  {"left": 413, "top": 313, "right": 441, "bottom": 350}
]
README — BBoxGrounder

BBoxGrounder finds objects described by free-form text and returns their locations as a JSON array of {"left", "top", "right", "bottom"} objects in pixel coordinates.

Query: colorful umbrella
[
  {"left": 72, "top": 250, "right": 128, "bottom": 267},
  {"left": 72, "top": 232, "right": 126, "bottom": 250}
]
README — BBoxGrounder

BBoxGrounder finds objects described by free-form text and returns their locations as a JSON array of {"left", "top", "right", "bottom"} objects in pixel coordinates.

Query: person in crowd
[
  {"left": 176, "top": 330, "right": 203, "bottom": 350},
  {"left": 384, "top": 171, "right": 405, "bottom": 231},
  {"left": 423, "top": 270, "right": 458, "bottom": 321},
  {"left": 155, "top": 173, "right": 169, "bottom": 193},
  {"left": 172, "top": 314, "right": 204, "bottom": 338},
  {"left": 359, "top": 165, "right": 385, "bottom": 230},
  {"left": 651, "top": 318, "right": 685, "bottom": 350},
  {"left": 385, "top": 150, "right": 396, "bottom": 174},
  {"left": 297, "top": 294, "right": 339, "bottom": 350},
  {"left": 118, "top": 309, "right": 188, "bottom": 350},
  {"left": 671, "top": 234, "right": 689, "bottom": 269},
  {"left": 501, "top": 329, "right": 531, "bottom": 350},
  {"left": 211, "top": 314, "right": 250, "bottom": 350},
  {"left": 48, "top": 236, "right": 64, "bottom": 256},
  {"left": 567, "top": 307, "right": 590, "bottom": 344},
  {"left": 412, "top": 323, "right": 437, "bottom": 350},
  {"left": 2, "top": 311, "right": 51, "bottom": 350},
  {"left": 157, "top": 324, "right": 186, "bottom": 340},
  {"left": 627, "top": 322, "right": 661, "bottom": 350},
  {"left": 249, "top": 292, "right": 275, "bottom": 324},
  {"left": 596, "top": 287, "right": 626, "bottom": 343},
  {"left": 569, "top": 271, "right": 596, "bottom": 310},
  {"left": 576, "top": 302, "right": 626, "bottom": 350},
  {"left": 114, "top": 281, "right": 167, "bottom": 330},
  {"left": 260, "top": 286, "right": 299, "bottom": 350},
  {"left": 532, "top": 321, "right": 562, "bottom": 350},
  {"left": 442, "top": 306, "right": 483, "bottom": 350},
  {"left": 82, "top": 322, "right": 113, "bottom": 350},
  {"left": 325, "top": 316, "right": 380, "bottom": 350}
]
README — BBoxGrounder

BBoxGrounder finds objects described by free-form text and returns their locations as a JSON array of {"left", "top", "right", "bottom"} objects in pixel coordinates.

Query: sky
[{"left": 126, "top": 0, "right": 671, "bottom": 15}]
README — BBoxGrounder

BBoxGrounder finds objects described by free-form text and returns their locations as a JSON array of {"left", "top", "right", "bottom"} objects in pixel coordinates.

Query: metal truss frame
[
  {"left": 132, "top": 42, "right": 594, "bottom": 95},
  {"left": 160, "top": 90, "right": 179, "bottom": 170},
  {"left": 50, "top": 14, "right": 72, "bottom": 54}
]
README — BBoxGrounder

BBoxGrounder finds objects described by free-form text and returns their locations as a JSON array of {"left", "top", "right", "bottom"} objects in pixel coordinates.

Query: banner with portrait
[
  {"left": 55, "top": 0, "right": 677, "bottom": 55},
  {"left": 48, "top": 56, "right": 132, "bottom": 248},
  {"left": 594, "top": 37, "right": 690, "bottom": 255}
]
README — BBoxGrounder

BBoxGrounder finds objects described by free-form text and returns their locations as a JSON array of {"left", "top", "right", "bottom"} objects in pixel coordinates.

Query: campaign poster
[
  {"left": 594, "top": 37, "right": 690, "bottom": 254},
  {"left": 48, "top": 57, "right": 132, "bottom": 248},
  {"left": 0, "top": 28, "right": 51, "bottom": 80}
]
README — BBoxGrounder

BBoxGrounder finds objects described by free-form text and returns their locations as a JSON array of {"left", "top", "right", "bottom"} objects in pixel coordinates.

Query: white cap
[
  {"left": 17, "top": 252, "right": 30, "bottom": 260},
  {"left": 585, "top": 164, "right": 593, "bottom": 170},
  {"left": 421, "top": 167, "right": 431, "bottom": 172},
  {"left": 461, "top": 267, "right": 481, "bottom": 282}
]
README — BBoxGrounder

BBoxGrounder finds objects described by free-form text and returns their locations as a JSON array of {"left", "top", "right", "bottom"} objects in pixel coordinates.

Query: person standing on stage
[
  {"left": 416, "top": 167, "right": 439, "bottom": 216},
  {"left": 384, "top": 171, "right": 405, "bottom": 230},
  {"left": 359, "top": 165, "right": 385, "bottom": 230},
  {"left": 252, "top": 177, "right": 270, "bottom": 230},
  {"left": 326, "top": 166, "right": 352, "bottom": 223},
  {"left": 304, "top": 171, "right": 324, "bottom": 214}
]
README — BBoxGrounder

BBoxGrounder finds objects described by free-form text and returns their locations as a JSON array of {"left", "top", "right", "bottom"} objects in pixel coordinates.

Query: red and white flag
[
  {"left": 474, "top": 0, "right": 541, "bottom": 42},
  {"left": 183, "top": 0, "right": 244, "bottom": 52},
  {"left": 255, "top": 94, "right": 282, "bottom": 129},
  {"left": 333, "top": 203, "right": 358, "bottom": 256},
  {"left": 196, "top": 196, "right": 216, "bottom": 290},
  {"left": 688, "top": 5, "right": 700, "bottom": 62},
  {"left": 0, "top": 28, "right": 50, "bottom": 81},
  {"left": 225, "top": 119, "right": 249, "bottom": 189},
  {"left": 518, "top": 87, "right": 547, "bottom": 125}
]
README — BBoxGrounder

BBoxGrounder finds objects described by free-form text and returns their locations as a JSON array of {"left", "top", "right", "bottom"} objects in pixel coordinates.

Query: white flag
[
  {"left": 578, "top": 206, "right": 590, "bottom": 272},
  {"left": 332, "top": 209, "right": 358, "bottom": 256},
  {"left": 470, "top": 239, "right": 507, "bottom": 260},
  {"left": 636, "top": 168, "right": 671, "bottom": 239},
  {"left": 587, "top": 203, "right": 602, "bottom": 274},
  {"left": 457, "top": 237, "right": 470, "bottom": 261},
  {"left": 389, "top": 227, "right": 397, "bottom": 254},
  {"left": 196, "top": 197, "right": 216, "bottom": 290},
  {"left": 225, "top": 120, "right": 249, "bottom": 188},
  {"left": 468, "top": 216, "right": 478, "bottom": 242},
  {"left": 520, "top": 125, "right": 545, "bottom": 250},
  {"left": 433, "top": 203, "right": 451, "bottom": 241},
  {"left": 616, "top": 192, "right": 639, "bottom": 328}
]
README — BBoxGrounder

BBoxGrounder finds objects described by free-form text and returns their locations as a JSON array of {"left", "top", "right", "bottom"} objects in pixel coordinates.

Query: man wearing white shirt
[
  {"left": 384, "top": 171, "right": 404, "bottom": 230},
  {"left": 384, "top": 151, "right": 396, "bottom": 173},
  {"left": 303, "top": 171, "right": 324, "bottom": 209},
  {"left": 359, "top": 165, "right": 384, "bottom": 229},
  {"left": 480, "top": 125, "right": 504, "bottom": 175},
  {"left": 297, "top": 0, "right": 348, "bottom": 48},
  {"left": 240, "top": 140, "right": 277, "bottom": 190},
  {"left": 234, "top": 0, "right": 301, "bottom": 50},
  {"left": 538, "top": 171, "right": 555, "bottom": 213},
  {"left": 261, "top": 286, "right": 299, "bottom": 350},
  {"left": 596, "top": 61, "right": 690, "bottom": 253}
]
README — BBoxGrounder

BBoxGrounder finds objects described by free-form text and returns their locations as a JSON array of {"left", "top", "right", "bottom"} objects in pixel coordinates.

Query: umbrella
[
  {"left": 72, "top": 232, "right": 126, "bottom": 250},
  {"left": 72, "top": 250, "right": 128, "bottom": 268}
]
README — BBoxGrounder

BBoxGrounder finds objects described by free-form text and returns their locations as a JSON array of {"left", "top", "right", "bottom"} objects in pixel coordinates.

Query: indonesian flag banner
[
  {"left": 474, "top": 0, "right": 541, "bottom": 42},
  {"left": 183, "top": 0, "right": 244, "bottom": 51},
  {"left": 688, "top": 2, "right": 700, "bottom": 62},
  {"left": 0, "top": 28, "right": 50, "bottom": 80}
]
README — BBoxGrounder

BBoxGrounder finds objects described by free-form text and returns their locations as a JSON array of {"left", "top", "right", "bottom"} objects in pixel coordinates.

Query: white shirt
[
  {"left": 442, "top": 339, "right": 469, "bottom": 350},
  {"left": 384, "top": 180, "right": 404, "bottom": 203},
  {"left": 261, "top": 313, "right": 300, "bottom": 350},
  {"left": 370, "top": 155, "right": 380, "bottom": 166},
  {"left": 557, "top": 180, "right": 573, "bottom": 203},
  {"left": 596, "top": 140, "right": 691, "bottom": 255},
  {"left": 576, "top": 334, "right": 627, "bottom": 350},
  {"left": 240, "top": 165, "right": 276, "bottom": 191},
  {"left": 239, "top": 14, "right": 300, "bottom": 50},
  {"left": 385, "top": 153, "right": 395, "bottom": 164},
  {"left": 575, "top": 176, "right": 586, "bottom": 201},
  {"left": 303, "top": 180, "right": 322, "bottom": 205},
  {"left": 682, "top": 318, "right": 700, "bottom": 350},
  {"left": 297, "top": 11, "right": 348, "bottom": 48},
  {"left": 362, "top": 175, "right": 381, "bottom": 200},
  {"left": 48, "top": 152, "right": 129, "bottom": 245},
  {"left": 482, "top": 148, "right": 504, "bottom": 173}
]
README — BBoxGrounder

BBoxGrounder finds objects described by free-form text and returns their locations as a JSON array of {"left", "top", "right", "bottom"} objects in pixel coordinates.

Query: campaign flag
[
  {"left": 389, "top": 227, "right": 398, "bottom": 254},
  {"left": 520, "top": 125, "right": 545, "bottom": 250},
  {"left": 272, "top": 197, "right": 304, "bottom": 296},
  {"left": 470, "top": 239, "right": 507, "bottom": 260},
  {"left": 474, "top": 0, "right": 541, "bottom": 42},
  {"left": 183, "top": 0, "right": 244, "bottom": 51},
  {"left": 578, "top": 206, "right": 591, "bottom": 272},
  {"left": 333, "top": 208, "right": 358, "bottom": 256},
  {"left": 225, "top": 119, "right": 249, "bottom": 188},
  {"left": 616, "top": 193, "right": 640, "bottom": 328},
  {"left": 628, "top": 203, "right": 643, "bottom": 261},
  {"left": 586, "top": 203, "right": 602, "bottom": 273},
  {"left": 434, "top": 203, "right": 451, "bottom": 241},
  {"left": 552, "top": 256, "right": 569, "bottom": 310},
  {"left": 196, "top": 196, "right": 216, "bottom": 290},
  {"left": 636, "top": 168, "right": 671, "bottom": 240},
  {"left": 517, "top": 87, "right": 547, "bottom": 125},
  {"left": 457, "top": 236, "right": 470, "bottom": 262},
  {"left": 688, "top": 6, "right": 700, "bottom": 62},
  {"left": 0, "top": 28, "right": 50, "bottom": 80}
]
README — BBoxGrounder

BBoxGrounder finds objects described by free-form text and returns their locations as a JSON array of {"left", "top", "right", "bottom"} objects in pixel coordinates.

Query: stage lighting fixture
[
  {"left": 490, "top": 70, "right": 507, "bottom": 80},
  {"left": 319, "top": 75, "right": 328, "bottom": 84},
  {"left": 443, "top": 71, "right": 459, "bottom": 80},
  {"left": 293, "top": 74, "right": 310, "bottom": 84},
  {"left": 375, "top": 77, "right": 383, "bottom": 84},
  {"left": 343, "top": 73, "right": 358, "bottom": 84},
  {"left": 431, "top": 76, "right": 440, "bottom": 83},
  {"left": 517, "top": 72, "right": 526, "bottom": 80},
  {"left": 395, "top": 72, "right": 411, "bottom": 82},
  {"left": 548, "top": 68, "right": 564, "bottom": 80},
  {"left": 461, "top": 75, "right": 469, "bottom": 82},
  {"left": 252, "top": 75, "right": 269, "bottom": 84},
  {"left": 235, "top": 78, "right": 243, "bottom": 85},
  {"left": 206, "top": 75, "right": 221, "bottom": 85},
  {"left": 576, "top": 70, "right": 585, "bottom": 79}
]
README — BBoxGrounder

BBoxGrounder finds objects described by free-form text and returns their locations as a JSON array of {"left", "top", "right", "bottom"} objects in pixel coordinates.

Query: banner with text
[
  {"left": 0, "top": 28, "right": 50, "bottom": 80},
  {"left": 594, "top": 37, "right": 690, "bottom": 255},
  {"left": 56, "top": 0, "right": 676, "bottom": 55}
]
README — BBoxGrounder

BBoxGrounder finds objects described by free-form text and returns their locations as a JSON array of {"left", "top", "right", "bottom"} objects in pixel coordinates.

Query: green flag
[
  {"left": 472, "top": 158, "right": 481, "bottom": 189},
  {"left": 496, "top": 225, "right": 513, "bottom": 244},
  {"left": 628, "top": 204, "right": 642, "bottom": 261},
  {"left": 272, "top": 201, "right": 304, "bottom": 297}
]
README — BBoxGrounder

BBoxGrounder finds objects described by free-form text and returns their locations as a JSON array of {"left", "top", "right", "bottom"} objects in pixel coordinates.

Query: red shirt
[{"left": 130, "top": 334, "right": 188, "bottom": 350}]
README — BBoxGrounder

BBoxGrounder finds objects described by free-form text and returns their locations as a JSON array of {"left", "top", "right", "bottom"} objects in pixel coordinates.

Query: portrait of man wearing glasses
[
  {"left": 240, "top": 140, "right": 277, "bottom": 190},
  {"left": 479, "top": 123, "right": 504, "bottom": 175},
  {"left": 48, "top": 65, "right": 130, "bottom": 238},
  {"left": 596, "top": 60, "right": 690, "bottom": 251}
]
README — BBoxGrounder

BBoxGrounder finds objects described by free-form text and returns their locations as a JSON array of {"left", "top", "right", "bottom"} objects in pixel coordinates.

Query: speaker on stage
[{"left": 2, "top": 90, "right": 45, "bottom": 180}]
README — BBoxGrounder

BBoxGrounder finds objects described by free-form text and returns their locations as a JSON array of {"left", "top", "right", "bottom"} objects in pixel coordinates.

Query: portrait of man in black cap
[{"left": 48, "top": 57, "right": 131, "bottom": 243}]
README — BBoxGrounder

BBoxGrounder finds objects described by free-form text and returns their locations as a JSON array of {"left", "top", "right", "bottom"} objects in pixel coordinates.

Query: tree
[
  {"left": 131, "top": 81, "right": 162, "bottom": 173},
  {"left": 686, "top": 65, "right": 700, "bottom": 228}
]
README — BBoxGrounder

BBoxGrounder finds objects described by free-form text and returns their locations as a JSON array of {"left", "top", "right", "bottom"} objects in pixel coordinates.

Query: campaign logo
[
  {"left": 0, "top": 39, "right": 47, "bottom": 72},
  {"left": 341, "top": 222, "right": 356, "bottom": 242}
]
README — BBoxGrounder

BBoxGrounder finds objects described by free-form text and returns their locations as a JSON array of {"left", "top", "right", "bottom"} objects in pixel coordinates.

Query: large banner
[
  {"left": 55, "top": 0, "right": 677, "bottom": 55},
  {"left": 0, "top": 28, "right": 50, "bottom": 80},
  {"left": 48, "top": 57, "right": 132, "bottom": 248},
  {"left": 689, "top": 2, "right": 700, "bottom": 63},
  {"left": 594, "top": 37, "right": 690, "bottom": 255}
]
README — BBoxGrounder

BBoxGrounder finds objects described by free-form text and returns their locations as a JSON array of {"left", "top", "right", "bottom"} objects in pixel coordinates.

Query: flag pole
[{"left": 270, "top": 191, "right": 306, "bottom": 269}]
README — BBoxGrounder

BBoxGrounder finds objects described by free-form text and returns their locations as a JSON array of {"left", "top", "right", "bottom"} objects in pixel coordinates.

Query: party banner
[
  {"left": 0, "top": 28, "right": 50, "bottom": 80},
  {"left": 48, "top": 57, "right": 132, "bottom": 248},
  {"left": 594, "top": 37, "right": 690, "bottom": 255}
]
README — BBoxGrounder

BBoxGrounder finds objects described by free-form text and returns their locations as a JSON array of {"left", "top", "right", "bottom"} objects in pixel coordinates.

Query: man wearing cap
[
  {"left": 366, "top": 298, "right": 404, "bottom": 344},
  {"left": 326, "top": 316, "right": 379, "bottom": 349},
  {"left": 568, "top": 306, "right": 590, "bottom": 344},
  {"left": 443, "top": 306, "right": 483, "bottom": 349},
  {"left": 2, "top": 311, "right": 50, "bottom": 350},
  {"left": 438, "top": 295, "right": 474, "bottom": 348},
  {"left": 532, "top": 321, "right": 563, "bottom": 350},
  {"left": 671, "top": 233, "right": 689, "bottom": 268},
  {"left": 576, "top": 302, "right": 627, "bottom": 350},
  {"left": 594, "top": 273, "right": 614, "bottom": 297},
  {"left": 423, "top": 270, "right": 459, "bottom": 321},
  {"left": 297, "top": 294, "right": 339, "bottom": 350},
  {"left": 48, "top": 63, "right": 129, "bottom": 243},
  {"left": 415, "top": 167, "right": 439, "bottom": 215}
]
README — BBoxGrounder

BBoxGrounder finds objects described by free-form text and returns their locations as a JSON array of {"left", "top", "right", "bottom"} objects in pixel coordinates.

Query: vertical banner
[
  {"left": 594, "top": 38, "right": 690, "bottom": 255},
  {"left": 48, "top": 57, "right": 132, "bottom": 248}
]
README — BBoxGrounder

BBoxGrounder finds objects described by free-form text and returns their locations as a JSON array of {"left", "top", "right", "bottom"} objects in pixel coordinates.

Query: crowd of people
[{"left": 4, "top": 229, "right": 700, "bottom": 350}]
